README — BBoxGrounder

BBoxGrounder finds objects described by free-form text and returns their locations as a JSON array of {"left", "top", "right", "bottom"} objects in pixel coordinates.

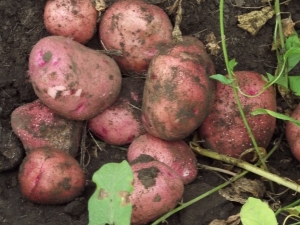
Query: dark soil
[{"left": 1, "top": 0, "right": 300, "bottom": 224}]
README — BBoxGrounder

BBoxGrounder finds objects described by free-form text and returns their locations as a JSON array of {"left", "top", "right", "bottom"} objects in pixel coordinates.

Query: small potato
[
  {"left": 28, "top": 36, "right": 122, "bottom": 120},
  {"left": 88, "top": 78, "right": 146, "bottom": 145},
  {"left": 142, "top": 39, "right": 215, "bottom": 140},
  {"left": 127, "top": 133, "right": 198, "bottom": 184},
  {"left": 44, "top": 0, "right": 98, "bottom": 44},
  {"left": 99, "top": 0, "right": 173, "bottom": 74},
  {"left": 286, "top": 103, "right": 300, "bottom": 162},
  {"left": 18, "top": 147, "right": 86, "bottom": 204},
  {"left": 11, "top": 99, "right": 83, "bottom": 156},
  {"left": 199, "top": 71, "right": 276, "bottom": 158},
  {"left": 130, "top": 160, "right": 184, "bottom": 225}
]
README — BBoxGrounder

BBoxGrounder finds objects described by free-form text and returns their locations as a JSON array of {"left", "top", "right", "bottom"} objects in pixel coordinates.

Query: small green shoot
[
  {"left": 251, "top": 108, "right": 300, "bottom": 128},
  {"left": 88, "top": 160, "right": 134, "bottom": 225},
  {"left": 240, "top": 197, "right": 278, "bottom": 225},
  {"left": 210, "top": 74, "right": 235, "bottom": 85}
]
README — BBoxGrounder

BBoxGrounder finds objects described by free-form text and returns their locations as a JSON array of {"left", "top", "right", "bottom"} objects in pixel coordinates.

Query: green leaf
[
  {"left": 285, "top": 31, "right": 300, "bottom": 50},
  {"left": 266, "top": 73, "right": 288, "bottom": 89},
  {"left": 210, "top": 74, "right": 234, "bottom": 85},
  {"left": 88, "top": 160, "right": 134, "bottom": 225},
  {"left": 251, "top": 108, "right": 300, "bottom": 128},
  {"left": 284, "top": 206, "right": 300, "bottom": 216},
  {"left": 284, "top": 47, "right": 300, "bottom": 72},
  {"left": 228, "top": 58, "right": 238, "bottom": 71},
  {"left": 289, "top": 76, "right": 300, "bottom": 96},
  {"left": 240, "top": 197, "right": 277, "bottom": 225}
]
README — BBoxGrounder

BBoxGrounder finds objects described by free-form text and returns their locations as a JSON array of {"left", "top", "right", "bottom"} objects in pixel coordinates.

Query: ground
[{"left": 1, "top": 0, "right": 300, "bottom": 224}]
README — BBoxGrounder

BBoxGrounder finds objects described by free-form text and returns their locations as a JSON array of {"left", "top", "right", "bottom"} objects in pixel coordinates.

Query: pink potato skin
[
  {"left": 142, "top": 41, "right": 215, "bottom": 141},
  {"left": 199, "top": 71, "right": 276, "bottom": 158},
  {"left": 130, "top": 161, "right": 184, "bottom": 225},
  {"left": 18, "top": 147, "right": 86, "bottom": 204},
  {"left": 44, "top": 0, "right": 98, "bottom": 44},
  {"left": 88, "top": 78, "right": 146, "bottom": 145},
  {"left": 11, "top": 99, "right": 83, "bottom": 156},
  {"left": 286, "top": 103, "right": 300, "bottom": 162},
  {"left": 127, "top": 133, "right": 198, "bottom": 184},
  {"left": 28, "top": 36, "right": 122, "bottom": 120},
  {"left": 99, "top": 0, "right": 173, "bottom": 74}
]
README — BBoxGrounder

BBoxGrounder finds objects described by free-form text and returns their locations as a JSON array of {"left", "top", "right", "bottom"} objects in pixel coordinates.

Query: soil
[{"left": 1, "top": 0, "right": 300, "bottom": 225}]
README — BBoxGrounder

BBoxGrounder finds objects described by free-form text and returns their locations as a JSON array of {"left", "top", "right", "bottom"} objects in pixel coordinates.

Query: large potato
[
  {"left": 130, "top": 160, "right": 184, "bottom": 225},
  {"left": 28, "top": 36, "right": 122, "bottom": 120},
  {"left": 18, "top": 147, "right": 86, "bottom": 204},
  {"left": 142, "top": 39, "right": 215, "bottom": 140},
  {"left": 88, "top": 78, "right": 146, "bottom": 145},
  {"left": 44, "top": 0, "right": 98, "bottom": 44},
  {"left": 286, "top": 103, "right": 300, "bottom": 162},
  {"left": 99, "top": 0, "right": 173, "bottom": 74},
  {"left": 199, "top": 71, "right": 276, "bottom": 158},
  {"left": 11, "top": 99, "right": 83, "bottom": 156},
  {"left": 127, "top": 133, "right": 198, "bottom": 184}
]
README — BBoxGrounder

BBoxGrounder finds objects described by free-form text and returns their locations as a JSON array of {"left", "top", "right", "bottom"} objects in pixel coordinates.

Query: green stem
[
  {"left": 219, "top": 0, "right": 271, "bottom": 187},
  {"left": 191, "top": 143, "right": 300, "bottom": 193},
  {"left": 275, "top": 198, "right": 300, "bottom": 216}
]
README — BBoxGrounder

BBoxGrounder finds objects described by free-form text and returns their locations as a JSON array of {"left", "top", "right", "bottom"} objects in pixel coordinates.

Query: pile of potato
[{"left": 11, "top": 0, "right": 299, "bottom": 224}]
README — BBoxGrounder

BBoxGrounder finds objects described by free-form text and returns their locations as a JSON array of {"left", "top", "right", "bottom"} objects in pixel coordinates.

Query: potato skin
[
  {"left": 18, "top": 147, "right": 85, "bottom": 204},
  {"left": 130, "top": 161, "right": 184, "bottom": 225},
  {"left": 199, "top": 71, "right": 276, "bottom": 158},
  {"left": 44, "top": 0, "right": 98, "bottom": 44},
  {"left": 99, "top": 0, "right": 173, "bottom": 74},
  {"left": 88, "top": 78, "right": 146, "bottom": 145},
  {"left": 11, "top": 100, "right": 83, "bottom": 156},
  {"left": 142, "top": 40, "right": 215, "bottom": 140},
  {"left": 127, "top": 133, "right": 198, "bottom": 184},
  {"left": 28, "top": 36, "right": 122, "bottom": 120},
  {"left": 286, "top": 103, "right": 300, "bottom": 162}
]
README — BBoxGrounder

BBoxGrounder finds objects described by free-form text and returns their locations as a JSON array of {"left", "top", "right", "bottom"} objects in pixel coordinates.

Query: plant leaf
[
  {"left": 289, "top": 76, "right": 300, "bottom": 96},
  {"left": 284, "top": 206, "right": 300, "bottom": 216},
  {"left": 210, "top": 74, "right": 234, "bottom": 84},
  {"left": 251, "top": 108, "right": 300, "bottom": 128},
  {"left": 88, "top": 160, "right": 134, "bottom": 225},
  {"left": 266, "top": 72, "right": 288, "bottom": 89},
  {"left": 240, "top": 197, "right": 277, "bottom": 225},
  {"left": 284, "top": 46, "right": 300, "bottom": 72},
  {"left": 228, "top": 58, "right": 238, "bottom": 71}
]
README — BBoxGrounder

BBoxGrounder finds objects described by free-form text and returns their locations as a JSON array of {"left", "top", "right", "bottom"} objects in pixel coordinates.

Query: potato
[
  {"left": 127, "top": 133, "right": 198, "bottom": 184},
  {"left": 199, "top": 71, "right": 276, "bottom": 158},
  {"left": 142, "top": 39, "right": 215, "bottom": 140},
  {"left": 99, "top": 0, "right": 173, "bottom": 74},
  {"left": 28, "top": 36, "right": 122, "bottom": 120},
  {"left": 44, "top": 0, "right": 98, "bottom": 44},
  {"left": 18, "top": 147, "right": 86, "bottom": 204},
  {"left": 130, "top": 160, "right": 184, "bottom": 225},
  {"left": 11, "top": 99, "right": 83, "bottom": 156},
  {"left": 286, "top": 103, "right": 300, "bottom": 162},
  {"left": 88, "top": 78, "right": 146, "bottom": 145}
]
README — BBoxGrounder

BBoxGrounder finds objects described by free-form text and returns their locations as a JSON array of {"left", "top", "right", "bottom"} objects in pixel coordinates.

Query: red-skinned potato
[
  {"left": 28, "top": 36, "right": 122, "bottom": 120},
  {"left": 44, "top": 0, "right": 98, "bottom": 44},
  {"left": 11, "top": 99, "right": 83, "bottom": 156},
  {"left": 142, "top": 39, "right": 215, "bottom": 141},
  {"left": 99, "top": 0, "right": 173, "bottom": 74},
  {"left": 18, "top": 147, "right": 85, "bottom": 204},
  {"left": 130, "top": 160, "right": 184, "bottom": 225},
  {"left": 127, "top": 133, "right": 198, "bottom": 184},
  {"left": 88, "top": 78, "right": 146, "bottom": 145},
  {"left": 286, "top": 103, "right": 300, "bottom": 162},
  {"left": 199, "top": 71, "right": 276, "bottom": 158}
]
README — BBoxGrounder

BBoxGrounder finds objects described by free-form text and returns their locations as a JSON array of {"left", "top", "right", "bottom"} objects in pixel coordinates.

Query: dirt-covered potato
[
  {"left": 286, "top": 103, "right": 300, "bottom": 162},
  {"left": 127, "top": 133, "right": 198, "bottom": 184},
  {"left": 199, "top": 71, "right": 276, "bottom": 158},
  {"left": 142, "top": 38, "right": 215, "bottom": 140},
  {"left": 11, "top": 99, "right": 83, "bottom": 156},
  {"left": 44, "top": 0, "right": 98, "bottom": 44},
  {"left": 88, "top": 78, "right": 146, "bottom": 145},
  {"left": 99, "top": 0, "right": 173, "bottom": 74},
  {"left": 18, "top": 147, "right": 86, "bottom": 204},
  {"left": 28, "top": 36, "right": 122, "bottom": 120},
  {"left": 130, "top": 160, "right": 184, "bottom": 225}
]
